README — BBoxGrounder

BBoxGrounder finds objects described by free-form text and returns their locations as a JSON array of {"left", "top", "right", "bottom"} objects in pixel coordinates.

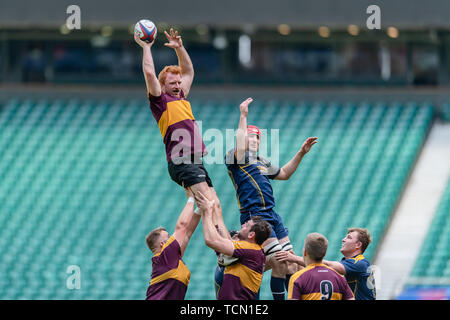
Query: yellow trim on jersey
[
  {"left": 150, "top": 259, "right": 191, "bottom": 287},
  {"left": 288, "top": 264, "right": 315, "bottom": 299},
  {"left": 238, "top": 166, "right": 266, "bottom": 209},
  {"left": 301, "top": 292, "right": 343, "bottom": 300},
  {"left": 157, "top": 100, "right": 195, "bottom": 138},
  {"left": 351, "top": 254, "right": 365, "bottom": 264},
  {"left": 153, "top": 235, "right": 176, "bottom": 257},
  {"left": 233, "top": 240, "right": 263, "bottom": 251},
  {"left": 227, "top": 170, "right": 241, "bottom": 210},
  {"left": 288, "top": 263, "right": 346, "bottom": 299},
  {"left": 224, "top": 263, "right": 262, "bottom": 293}
]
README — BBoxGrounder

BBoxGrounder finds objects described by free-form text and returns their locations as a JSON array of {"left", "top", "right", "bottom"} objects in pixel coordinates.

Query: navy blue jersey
[
  {"left": 341, "top": 254, "right": 376, "bottom": 300},
  {"left": 225, "top": 149, "right": 280, "bottom": 213}
]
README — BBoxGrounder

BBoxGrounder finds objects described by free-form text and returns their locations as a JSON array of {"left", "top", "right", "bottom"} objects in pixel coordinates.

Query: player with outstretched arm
[
  {"left": 287, "top": 233, "right": 354, "bottom": 300},
  {"left": 195, "top": 190, "right": 272, "bottom": 300},
  {"left": 134, "top": 28, "right": 228, "bottom": 238},
  {"left": 276, "top": 227, "right": 376, "bottom": 300},
  {"left": 224, "top": 97, "right": 317, "bottom": 300},
  {"left": 145, "top": 189, "right": 200, "bottom": 300}
]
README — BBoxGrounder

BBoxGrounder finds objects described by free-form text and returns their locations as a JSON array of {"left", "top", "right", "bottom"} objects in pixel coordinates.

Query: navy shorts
[
  {"left": 240, "top": 209, "right": 289, "bottom": 240},
  {"left": 168, "top": 160, "right": 213, "bottom": 188}
]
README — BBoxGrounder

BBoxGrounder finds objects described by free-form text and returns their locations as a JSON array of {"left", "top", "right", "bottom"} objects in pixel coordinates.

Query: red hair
[{"left": 158, "top": 65, "right": 182, "bottom": 85}]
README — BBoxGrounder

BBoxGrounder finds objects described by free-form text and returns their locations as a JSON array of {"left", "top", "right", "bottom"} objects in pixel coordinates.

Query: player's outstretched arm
[
  {"left": 322, "top": 260, "right": 347, "bottom": 275},
  {"left": 235, "top": 98, "right": 253, "bottom": 162},
  {"left": 173, "top": 188, "right": 201, "bottom": 257},
  {"left": 275, "top": 137, "right": 318, "bottom": 180},
  {"left": 275, "top": 251, "right": 306, "bottom": 267},
  {"left": 196, "top": 191, "right": 234, "bottom": 256},
  {"left": 134, "top": 33, "right": 161, "bottom": 97},
  {"left": 164, "top": 28, "right": 194, "bottom": 97}
]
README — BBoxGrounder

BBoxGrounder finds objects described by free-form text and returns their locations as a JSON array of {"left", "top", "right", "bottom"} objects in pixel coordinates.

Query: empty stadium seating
[
  {"left": 409, "top": 178, "right": 450, "bottom": 280},
  {"left": 0, "top": 97, "right": 434, "bottom": 299}
]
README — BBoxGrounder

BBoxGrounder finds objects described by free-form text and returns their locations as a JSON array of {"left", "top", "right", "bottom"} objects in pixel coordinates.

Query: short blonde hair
[
  {"left": 347, "top": 228, "right": 372, "bottom": 253},
  {"left": 145, "top": 227, "right": 166, "bottom": 253},
  {"left": 304, "top": 232, "right": 328, "bottom": 262},
  {"left": 158, "top": 65, "right": 182, "bottom": 85}
]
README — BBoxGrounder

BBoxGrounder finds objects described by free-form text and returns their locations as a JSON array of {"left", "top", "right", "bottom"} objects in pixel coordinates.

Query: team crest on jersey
[{"left": 257, "top": 166, "right": 269, "bottom": 175}]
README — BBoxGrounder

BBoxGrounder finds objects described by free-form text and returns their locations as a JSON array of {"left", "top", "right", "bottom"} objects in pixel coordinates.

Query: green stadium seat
[
  {"left": 409, "top": 178, "right": 450, "bottom": 281},
  {"left": 0, "top": 98, "right": 434, "bottom": 299}
]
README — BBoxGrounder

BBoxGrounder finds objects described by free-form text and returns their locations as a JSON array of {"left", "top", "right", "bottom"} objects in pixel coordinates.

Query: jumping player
[
  {"left": 134, "top": 28, "right": 227, "bottom": 235},
  {"left": 145, "top": 189, "right": 200, "bottom": 300},
  {"left": 224, "top": 97, "right": 317, "bottom": 299}
]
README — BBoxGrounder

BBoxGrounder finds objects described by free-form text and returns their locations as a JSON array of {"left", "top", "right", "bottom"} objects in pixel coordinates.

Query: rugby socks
[{"left": 270, "top": 276, "right": 286, "bottom": 300}]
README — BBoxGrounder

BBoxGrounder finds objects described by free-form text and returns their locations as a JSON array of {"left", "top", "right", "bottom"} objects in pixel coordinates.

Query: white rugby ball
[{"left": 134, "top": 19, "right": 157, "bottom": 43}]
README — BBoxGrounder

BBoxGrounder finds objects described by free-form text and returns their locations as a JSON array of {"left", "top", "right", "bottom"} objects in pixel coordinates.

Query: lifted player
[
  {"left": 135, "top": 28, "right": 227, "bottom": 236},
  {"left": 225, "top": 97, "right": 317, "bottom": 300}
]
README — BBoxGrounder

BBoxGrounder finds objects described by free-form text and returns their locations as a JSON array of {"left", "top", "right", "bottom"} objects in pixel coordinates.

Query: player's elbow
[
  {"left": 204, "top": 238, "right": 216, "bottom": 250},
  {"left": 204, "top": 236, "right": 219, "bottom": 250},
  {"left": 275, "top": 169, "right": 289, "bottom": 180},
  {"left": 143, "top": 68, "right": 156, "bottom": 80},
  {"left": 175, "top": 221, "right": 188, "bottom": 234}
]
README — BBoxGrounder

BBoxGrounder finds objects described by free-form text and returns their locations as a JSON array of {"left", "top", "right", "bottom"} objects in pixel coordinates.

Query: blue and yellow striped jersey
[
  {"left": 225, "top": 149, "right": 280, "bottom": 213},
  {"left": 341, "top": 254, "right": 376, "bottom": 300}
]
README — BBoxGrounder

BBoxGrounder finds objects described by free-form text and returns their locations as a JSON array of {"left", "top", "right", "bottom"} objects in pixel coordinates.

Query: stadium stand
[
  {"left": 0, "top": 97, "right": 434, "bottom": 299},
  {"left": 398, "top": 178, "right": 450, "bottom": 299}
]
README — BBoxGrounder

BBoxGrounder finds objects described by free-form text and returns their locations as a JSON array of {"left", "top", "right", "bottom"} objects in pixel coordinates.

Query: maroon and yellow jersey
[
  {"left": 149, "top": 91, "right": 206, "bottom": 163},
  {"left": 218, "top": 240, "right": 265, "bottom": 300},
  {"left": 146, "top": 236, "right": 190, "bottom": 300},
  {"left": 288, "top": 263, "right": 354, "bottom": 300}
]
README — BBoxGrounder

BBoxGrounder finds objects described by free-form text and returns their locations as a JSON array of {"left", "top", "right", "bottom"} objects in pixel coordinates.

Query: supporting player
[
  {"left": 196, "top": 190, "right": 272, "bottom": 300},
  {"left": 225, "top": 97, "right": 317, "bottom": 300},
  {"left": 287, "top": 233, "right": 354, "bottom": 300},
  {"left": 276, "top": 227, "right": 376, "bottom": 300},
  {"left": 145, "top": 189, "right": 201, "bottom": 300},
  {"left": 134, "top": 28, "right": 227, "bottom": 236},
  {"left": 214, "top": 230, "right": 239, "bottom": 299}
]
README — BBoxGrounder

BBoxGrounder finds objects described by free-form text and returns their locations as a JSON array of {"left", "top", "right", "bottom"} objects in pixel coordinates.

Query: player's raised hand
[
  {"left": 239, "top": 98, "right": 253, "bottom": 117},
  {"left": 164, "top": 28, "right": 183, "bottom": 49},
  {"left": 194, "top": 191, "right": 215, "bottom": 212},
  {"left": 134, "top": 32, "right": 154, "bottom": 48},
  {"left": 300, "top": 137, "right": 318, "bottom": 155},
  {"left": 275, "top": 250, "right": 297, "bottom": 263}
]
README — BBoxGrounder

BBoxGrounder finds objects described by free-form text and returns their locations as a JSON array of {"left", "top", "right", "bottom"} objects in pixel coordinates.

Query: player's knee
[{"left": 263, "top": 239, "right": 282, "bottom": 261}]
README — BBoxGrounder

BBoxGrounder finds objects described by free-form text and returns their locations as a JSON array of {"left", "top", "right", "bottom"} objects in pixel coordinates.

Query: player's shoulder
[
  {"left": 349, "top": 254, "right": 370, "bottom": 265},
  {"left": 342, "top": 254, "right": 371, "bottom": 273},
  {"left": 291, "top": 264, "right": 316, "bottom": 283},
  {"left": 233, "top": 240, "right": 262, "bottom": 251},
  {"left": 154, "top": 235, "right": 180, "bottom": 257}
]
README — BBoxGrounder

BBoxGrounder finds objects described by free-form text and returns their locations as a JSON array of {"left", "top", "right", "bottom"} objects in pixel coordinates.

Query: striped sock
[{"left": 270, "top": 276, "right": 285, "bottom": 300}]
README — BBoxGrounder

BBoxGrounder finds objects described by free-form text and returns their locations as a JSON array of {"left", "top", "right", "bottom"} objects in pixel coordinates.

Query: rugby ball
[{"left": 134, "top": 19, "right": 157, "bottom": 43}]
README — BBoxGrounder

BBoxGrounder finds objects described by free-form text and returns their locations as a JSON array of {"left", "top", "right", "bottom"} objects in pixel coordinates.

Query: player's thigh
[
  {"left": 277, "top": 235, "right": 299, "bottom": 273},
  {"left": 208, "top": 187, "right": 222, "bottom": 207},
  {"left": 177, "top": 162, "right": 213, "bottom": 189},
  {"left": 278, "top": 236, "right": 291, "bottom": 246},
  {"left": 189, "top": 181, "right": 213, "bottom": 198}
]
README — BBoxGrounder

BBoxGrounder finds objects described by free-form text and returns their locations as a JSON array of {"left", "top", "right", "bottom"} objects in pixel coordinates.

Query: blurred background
[{"left": 0, "top": 0, "right": 449, "bottom": 300}]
